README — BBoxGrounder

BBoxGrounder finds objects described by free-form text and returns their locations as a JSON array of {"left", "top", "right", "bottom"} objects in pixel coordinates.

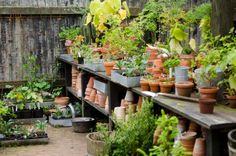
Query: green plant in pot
[
  {"left": 52, "top": 87, "right": 70, "bottom": 106},
  {"left": 70, "top": 35, "right": 85, "bottom": 63},
  {"left": 219, "top": 49, "right": 236, "bottom": 108},
  {"left": 137, "top": 110, "right": 190, "bottom": 156}
]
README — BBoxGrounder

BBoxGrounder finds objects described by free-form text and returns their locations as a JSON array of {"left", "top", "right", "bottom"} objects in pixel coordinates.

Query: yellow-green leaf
[
  {"left": 171, "top": 27, "right": 187, "bottom": 41},
  {"left": 229, "top": 75, "right": 236, "bottom": 90},
  {"left": 122, "top": 1, "right": 130, "bottom": 17},
  {"left": 189, "top": 38, "right": 196, "bottom": 52},
  {"left": 89, "top": 0, "right": 101, "bottom": 15},
  {"left": 169, "top": 39, "right": 183, "bottom": 54},
  {"left": 119, "top": 9, "right": 127, "bottom": 20},
  {"left": 85, "top": 13, "right": 92, "bottom": 25}
]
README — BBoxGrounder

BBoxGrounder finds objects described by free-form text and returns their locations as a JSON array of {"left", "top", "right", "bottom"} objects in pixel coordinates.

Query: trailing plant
[
  {"left": 137, "top": 110, "right": 189, "bottom": 156},
  {"left": 106, "top": 98, "right": 156, "bottom": 155},
  {"left": 59, "top": 26, "right": 81, "bottom": 41}
]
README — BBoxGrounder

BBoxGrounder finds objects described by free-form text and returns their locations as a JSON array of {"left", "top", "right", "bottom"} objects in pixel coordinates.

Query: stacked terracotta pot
[
  {"left": 95, "top": 91, "right": 107, "bottom": 108},
  {"left": 75, "top": 72, "right": 82, "bottom": 96},
  {"left": 146, "top": 46, "right": 158, "bottom": 64},
  {"left": 85, "top": 77, "right": 94, "bottom": 100},
  {"left": 72, "top": 67, "right": 79, "bottom": 89}
]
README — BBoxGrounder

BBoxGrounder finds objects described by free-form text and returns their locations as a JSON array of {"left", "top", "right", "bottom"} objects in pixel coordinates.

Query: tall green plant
[{"left": 106, "top": 99, "right": 156, "bottom": 156}]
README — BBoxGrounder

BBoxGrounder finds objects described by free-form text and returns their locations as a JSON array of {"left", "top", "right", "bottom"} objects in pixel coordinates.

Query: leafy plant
[
  {"left": 86, "top": 0, "right": 130, "bottom": 34},
  {"left": 52, "top": 106, "right": 72, "bottom": 119},
  {"left": 59, "top": 26, "right": 81, "bottom": 41},
  {"left": 51, "top": 87, "right": 63, "bottom": 98},
  {"left": 0, "top": 100, "right": 10, "bottom": 121},
  {"left": 34, "top": 120, "right": 47, "bottom": 132},
  {"left": 137, "top": 110, "right": 189, "bottom": 156},
  {"left": 106, "top": 98, "right": 156, "bottom": 155}
]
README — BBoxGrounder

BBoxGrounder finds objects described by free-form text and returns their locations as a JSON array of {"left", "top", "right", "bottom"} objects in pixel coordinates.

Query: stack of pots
[
  {"left": 75, "top": 72, "right": 82, "bottom": 97},
  {"left": 114, "top": 106, "right": 126, "bottom": 121},
  {"left": 146, "top": 46, "right": 158, "bottom": 63},
  {"left": 85, "top": 77, "right": 94, "bottom": 100},
  {"left": 174, "top": 66, "right": 190, "bottom": 96},
  {"left": 72, "top": 67, "right": 79, "bottom": 90},
  {"left": 123, "top": 90, "right": 134, "bottom": 110},
  {"left": 180, "top": 131, "right": 197, "bottom": 152},
  {"left": 96, "top": 91, "right": 107, "bottom": 108}
]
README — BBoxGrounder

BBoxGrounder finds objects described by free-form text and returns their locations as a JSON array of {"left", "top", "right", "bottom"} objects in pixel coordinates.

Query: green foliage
[
  {"left": 163, "top": 58, "right": 180, "bottom": 70},
  {"left": 137, "top": 110, "right": 189, "bottom": 156},
  {"left": 51, "top": 87, "right": 63, "bottom": 98},
  {"left": 0, "top": 101, "right": 11, "bottom": 121},
  {"left": 95, "top": 123, "right": 109, "bottom": 141},
  {"left": 59, "top": 26, "right": 81, "bottom": 41},
  {"left": 86, "top": 0, "right": 130, "bottom": 34},
  {"left": 52, "top": 106, "right": 72, "bottom": 119},
  {"left": 119, "top": 54, "right": 148, "bottom": 77},
  {"left": 34, "top": 120, "right": 47, "bottom": 132},
  {"left": 106, "top": 99, "right": 156, "bottom": 155}
]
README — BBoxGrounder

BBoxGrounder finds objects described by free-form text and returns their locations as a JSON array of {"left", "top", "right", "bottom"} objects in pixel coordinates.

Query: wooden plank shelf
[
  {"left": 66, "top": 87, "right": 82, "bottom": 100},
  {"left": 84, "top": 99, "right": 109, "bottom": 117},
  {"left": 154, "top": 96, "right": 236, "bottom": 130},
  {"left": 57, "top": 57, "right": 78, "bottom": 67}
]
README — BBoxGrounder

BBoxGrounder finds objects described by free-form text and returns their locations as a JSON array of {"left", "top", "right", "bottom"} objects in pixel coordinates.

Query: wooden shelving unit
[{"left": 58, "top": 56, "right": 236, "bottom": 156}]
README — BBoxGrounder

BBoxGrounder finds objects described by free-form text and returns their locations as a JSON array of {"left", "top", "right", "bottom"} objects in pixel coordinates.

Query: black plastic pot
[
  {"left": 78, "top": 57, "right": 84, "bottom": 64},
  {"left": 72, "top": 117, "right": 96, "bottom": 133},
  {"left": 15, "top": 109, "right": 33, "bottom": 119},
  {"left": 33, "top": 109, "right": 44, "bottom": 118}
]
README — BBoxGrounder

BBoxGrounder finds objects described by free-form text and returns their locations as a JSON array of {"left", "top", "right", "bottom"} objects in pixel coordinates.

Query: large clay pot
[
  {"left": 193, "top": 138, "right": 206, "bottom": 156},
  {"left": 159, "top": 82, "right": 174, "bottom": 93},
  {"left": 54, "top": 97, "right": 69, "bottom": 106},
  {"left": 199, "top": 98, "right": 216, "bottom": 114},
  {"left": 114, "top": 107, "right": 126, "bottom": 121},
  {"left": 87, "top": 77, "right": 94, "bottom": 88},
  {"left": 175, "top": 81, "right": 194, "bottom": 97},
  {"left": 226, "top": 95, "right": 236, "bottom": 108},
  {"left": 149, "top": 81, "right": 159, "bottom": 92},
  {"left": 124, "top": 90, "right": 134, "bottom": 102},
  {"left": 140, "top": 80, "right": 150, "bottom": 91},
  {"left": 104, "top": 61, "right": 115, "bottom": 76},
  {"left": 199, "top": 87, "right": 219, "bottom": 99},
  {"left": 86, "top": 132, "right": 107, "bottom": 156},
  {"left": 180, "top": 131, "right": 197, "bottom": 152}
]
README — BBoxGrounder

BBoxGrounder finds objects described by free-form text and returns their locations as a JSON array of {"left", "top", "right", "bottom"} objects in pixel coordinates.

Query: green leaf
[
  {"left": 169, "top": 39, "right": 183, "bottom": 54},
  {"left": 122, "top": 1, "right": 130, "bottom": 17},
  {"left": 229, "top": 75, "right": 236, "bottom": 90},
  {"left": 171, "top": 27, "right": 187, "bottom": 41},
  {"left": 85, "top": 13, "right": 92, "bottom": 25},
  {"left": 189, "top": 38, "right": 196, "bottom": 52},
  {"left": 89, "top": 0, "right": 101, "bottom": 15}
]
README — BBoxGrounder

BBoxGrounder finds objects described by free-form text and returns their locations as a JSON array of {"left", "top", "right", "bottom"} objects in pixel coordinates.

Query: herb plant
[{"left": 59, "top": 26, "right": 81, "bottom": 41}]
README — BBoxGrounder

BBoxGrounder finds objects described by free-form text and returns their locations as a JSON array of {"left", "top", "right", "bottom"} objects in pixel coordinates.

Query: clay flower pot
[
  {"left": 87, "top": 77, "right": 94, "bottom": 88},
  {"left": 193, "top": 138, "right": 206, "bottom": 156},
  {"left": 226, "top": 95, "right": 236, "bottom": 108},
  {"left": 54, "top": 97, "right": 70, "bottom": 106},
  {"left": 180, "top": 131, "right": 197, "bottom": 152},
  {"left": 149, "top": 81, "right": 159, "bottom": 93},
  {"left": 124, "top": 90, "right": 134, "bottom": 102},
  {"left": 198, "top": 87, "right": 219, "bottom": 100},
  {"left": 140, "top": 80, "right": 150, "bottom": 91},
  {"left": 159, "top": 82, "right": 174, "bottom": 93},
  {"left": 104, "top": 61, "right": 115, "bottom": 76},
  {"left": 97, "top": 91, "right": 107, "bottom": 108},
  {"left": 180, "top": 54, "right": 195, "bottom": 68},
  {"left": 199, "top": 98, "right": 216, "bottom": 114},
  {"left": 175, "top": 81, "right": 194, "bottom": 97},
  {"left": 152, "top": 67, "right": 162, "bottom": 78}
]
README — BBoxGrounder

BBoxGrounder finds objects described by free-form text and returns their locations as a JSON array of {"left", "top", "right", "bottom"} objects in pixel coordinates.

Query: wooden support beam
[
  {"left": 212, "top": 0, "right": 234, "bottom": 36},
  {"left": 0, "top": 6, "right": 141, "bottom": 16}
]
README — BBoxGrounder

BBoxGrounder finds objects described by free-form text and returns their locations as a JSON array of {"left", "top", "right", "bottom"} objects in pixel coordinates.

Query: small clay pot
[
  {"left": 104, "top": 61, "right": 115, "bottom": 76},
  {"left": 226, "top": 95, "right": 236, "bottom": 108},
  {"left": 198, "top": 87, "right": 219, "bottom": 100},
  {"left": 149, "top": 81, "right": 159, "bottom": 93},
  {"left": 199, "top": 98, "right": 216, "bottom": 114},
  {"left": 153, "top": 58, "right": 164, "bottom": 69},
  {"left": 159, "top": 82, "right": 174, "bottom": 93},
  {"left": 97, "top": 92, "right": 107, "bottom": 108},
  {"left": 124, "top": 90, "right": 134, "bottom": 102},
  {"left": 54, "top": 97, "right": 70, "bottom": 106},
  {"left": 175, "top": 81, "right": 194, "bottom": 97},
  {"left": 193, "top": 138, "right": 206, "bottom": 156},
  {"left": 140, "top": 80, "right": 150, "bottom": 91},
  {"left": 180, "top": 131, "right": 197, "bottom": 152}
]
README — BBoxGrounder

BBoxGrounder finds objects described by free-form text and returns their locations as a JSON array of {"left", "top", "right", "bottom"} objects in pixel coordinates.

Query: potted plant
[
  {"left": 163, "top": 57, "right": 180, "bottom": 79},
  {"left": 199, "top": 98, "right": 216, "bottom": 114},
  {"left": 59, "top": 26, "right": 81, "bottom": 54},
  {"left": 52, "top": 87, "right": 70, "bottom": 106},
  {"left": 175, "top": 81, "right": 194, "bottom": 97}
]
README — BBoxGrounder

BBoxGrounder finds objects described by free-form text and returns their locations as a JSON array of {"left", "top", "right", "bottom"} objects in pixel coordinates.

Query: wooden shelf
[
  {"left": 66, "top": 87, "right": 82, "bottom": 100},
  {"left": 84, "top": 99, "right": 109, "bottom": 117}
]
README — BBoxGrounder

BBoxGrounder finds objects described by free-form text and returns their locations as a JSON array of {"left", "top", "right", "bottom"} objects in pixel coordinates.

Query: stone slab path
[{"left": 0, "top": 126, "right": 87, "bottom": 156}]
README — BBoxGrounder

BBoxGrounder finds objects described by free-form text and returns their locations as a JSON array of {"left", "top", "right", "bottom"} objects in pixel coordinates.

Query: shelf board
[
  {"left": 66, "top": 87, "right": 82, "bottom": 100},
  {"left": 57, "top": 56, "right": 78, "bottom": 67},
  {"left": 84, "top": 99, "right": 109, "bottom": 117},
  {"left": 154, "top": 96, "right": 236, "bottom": 130}
]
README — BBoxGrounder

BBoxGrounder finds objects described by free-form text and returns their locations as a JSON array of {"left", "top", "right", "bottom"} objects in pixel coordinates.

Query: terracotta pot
[
  {"left": 175, "top": 81, "right": 194, "bottom": 97},
  {"left": 199, "top": 87, "right": 219, "bottom": 100},
  {"left": 104, "top": 61, "right": 115, "bottom": 76},
  {"left": 152, "top": 68, "right": 162, "bottom": 78},
  {"left": 97, "top": 92, "right": 106, "bottom": 108},
  {"left": 149, "top": 81, "right": 159, "bottom": 93},
  {"left": 159, "top": 82, "right": 174, "bottom": 93},
  {"left": 87, "top": 77, "right": 94, "bottom": 88},
  {"left": 226, "top": 95, "right": 236, "bottom": 108},
  {"left": 180, "top": 131, "right": 197, "bottom": 152},
  {"left": 105, "top": 97, "right": 109, "bottom": 112},
  {"left": 124, "top": 90, "right": 134, "bottom": 102},
  {"left": 199, "top": 98, "right": 216, "bottom": 114},
  {"left": 89, "top": 89, "right": 97, "bottom": 102},
  {"left": 146, "top": 67, "right": 153, "bottom": 73},
  {"left": 140, "top": 80, "right": 150, "bottom": 91},
  {"left": 193, "top": 138, "right": 206, "bottom": 156},
  {"left": 95, "top": 94, "right": 99, "bottom": 105},
  {"left": 153, "top": 58, "right": 164, "bottom": 69},
  {"left": 54, "top": 97, "right": 69, "bottom": 106},
  {"left": 180, "top": 54, "right": 195, "bottom": 68},
  {"left": 188, "top": 121, "right": 200, "bottom": 132}
]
